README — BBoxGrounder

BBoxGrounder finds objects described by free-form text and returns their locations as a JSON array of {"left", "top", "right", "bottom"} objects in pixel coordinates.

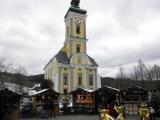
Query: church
[{"left": 44, "top": 0, "right": 101, "bottom": 94}]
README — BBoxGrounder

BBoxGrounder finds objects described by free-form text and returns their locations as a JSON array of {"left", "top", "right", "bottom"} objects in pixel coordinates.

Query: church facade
[{"left": 44, "top": 0, "right": 101, "bottom": 94}]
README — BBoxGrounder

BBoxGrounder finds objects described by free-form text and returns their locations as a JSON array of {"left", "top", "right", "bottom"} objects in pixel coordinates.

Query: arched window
[
  {"left": 76, "top": 25, "right": 80, "bottom": 34},
  {"left": 64, "top": 88, "right": 68, "bottom": 94},
  {"left": 78, "top": 74, "right": 82, "bottom": 85},
  {"left": 63, "top": 74, "right": 68, "bottom": 85},
  {"left": 89, "top": 75, "right": 93, "bottom": 86},
  {"left": 76, "top": 45, "right": 80, "bottom": 53}
]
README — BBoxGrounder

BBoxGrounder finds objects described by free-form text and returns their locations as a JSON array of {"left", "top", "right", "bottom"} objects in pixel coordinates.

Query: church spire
[{"left": 71, "top": 0, "right": 80, "bottom": 8}]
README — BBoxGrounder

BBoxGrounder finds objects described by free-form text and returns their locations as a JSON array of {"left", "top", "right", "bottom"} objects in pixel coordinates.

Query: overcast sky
[{"left": 0, "top": 0, "right": 160, "bottom": 77}]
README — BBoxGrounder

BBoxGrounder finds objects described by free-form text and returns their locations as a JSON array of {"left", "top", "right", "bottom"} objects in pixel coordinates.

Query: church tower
[
  {"left": 44, "top": 0, "right": 101, "bottom": 94},
  {"left": 64, "top": 2, "right": 87, "bottom": 57}
]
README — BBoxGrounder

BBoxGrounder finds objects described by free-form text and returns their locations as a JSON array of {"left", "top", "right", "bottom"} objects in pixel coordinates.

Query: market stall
[
  {"left": 94, "top": 86, "right": 120, "bottom": 116},
  {"left": 121, "top": 85, "right": 148, "bottom": 115},
  {"left": 31, "top": 88, "right": 60, "bottom": 118},
  {"left": 71, "top": 88, "right": 95, "bottom": 113},
  {"left": 0, "top": 87, "right": 21, "bottom": 120},
  {"left": 150, "top": 88, "right": 160, "bottom": 116}
]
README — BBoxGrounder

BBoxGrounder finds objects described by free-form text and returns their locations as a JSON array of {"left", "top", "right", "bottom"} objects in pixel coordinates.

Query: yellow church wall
[
  {"left": 60, "top": 67, "right": 70, "bottom": 94},
  {"left": 52, "top": 60, "right": 58, "bottom": 76},
  {"left": 44, "top": 62, "right": 52, "bottom": 80},
  {"left": 65, "top": 44, "right": 71, "bottom": 57},
  {"left": 44, "top": 58, "right": 60, "bottom": 81},
  {"left": 72, "top": 17, "right": 85, "bottom": 38},
  {"left": 72, "top": 40, "right": 85, "bottom": 54},
  {"left": 73, "top": 67, "right": 87, "bottom": 88},
  {"left": 64, "top": 40, "right": 86, "bottom": 56},
  {"left": 65, "top": 17, "right": 69, "bottom": 39}
]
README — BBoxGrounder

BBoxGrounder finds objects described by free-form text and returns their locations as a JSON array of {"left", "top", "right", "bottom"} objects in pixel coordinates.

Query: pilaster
[
  {"left": 94, "top": 69, "right": 97, "bottom": 90},
  {"left": 58, "top": 67, "right": 62, "bottom": 93},
  {"left": 86, "top": 68, "right": 89, "bottom": 89},
  {"left": 70, "top": 67, "right": 74, "bottom": 91}
]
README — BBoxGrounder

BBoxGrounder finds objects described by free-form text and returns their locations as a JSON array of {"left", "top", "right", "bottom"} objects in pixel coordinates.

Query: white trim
[{"left": 104, "top": 86, "right": 120, "bottom": 91}]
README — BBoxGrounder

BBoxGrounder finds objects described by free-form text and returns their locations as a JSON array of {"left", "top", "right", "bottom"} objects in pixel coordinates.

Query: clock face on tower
[{"left": 76, "top": 18, "right": 81, "bottom": 25}]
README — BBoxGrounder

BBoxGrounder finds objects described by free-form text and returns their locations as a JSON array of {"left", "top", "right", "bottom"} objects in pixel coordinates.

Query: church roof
[
  {"left": 65, "top": 7, "right": 87, "bottom": 18},
  {"left": 55, "top": 51, "right": 98, "bottom": 66},
  {"left": 44, "top": 51, "right": 98, "bottom": 68},
  {"left": 56, "top": 51, "right": 69, "bottom": 64},
  {"left": 87, "top": 55, "right": 98, "bottom": 66},
  {"left": 56, "top": 51, "right": 98, "bottom": 66}
]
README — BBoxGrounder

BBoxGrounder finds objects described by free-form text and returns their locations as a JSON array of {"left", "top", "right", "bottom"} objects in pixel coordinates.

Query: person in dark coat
[
  {"left": 49, "top": 99, "right": 56, "bottom": 117},
  {"left": 149, "top": 107, "right": 155, "bottom": 120}
]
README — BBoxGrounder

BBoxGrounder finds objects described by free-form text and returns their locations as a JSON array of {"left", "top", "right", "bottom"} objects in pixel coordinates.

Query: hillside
[{"left": 101, "top": 77, "right": 160, "bottom": 90}]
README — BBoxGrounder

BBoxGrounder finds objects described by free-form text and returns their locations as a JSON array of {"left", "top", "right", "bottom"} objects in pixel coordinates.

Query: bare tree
[
  {"left": 128, "top": 59, "right": 148, "bottom": 81},
  {"left": 137, "top": 59, "right": 148, "bottom": 81},
  {"left": 152, "top": 64, "right": 160, "bottom": 80},
  {"left": 116, "top": 66, "right": 127, "bottom": 79},
  {"left": 0, "top": 58, "right": 6, "bottom": 72},
  {"left": 129, "top": 65, "right": 139, "bottom": 80},
  {"left": 14, "top": 65, "right": 27, "bottom": 75},
  {"left": 145, "top": 66, "right": 153, "bottom": 81},
  {"left": 0, "top": 58, "right": 11, "bottom": 85},
  {"left": 14, "top": 66, "right": 27, "bottom": 93}
]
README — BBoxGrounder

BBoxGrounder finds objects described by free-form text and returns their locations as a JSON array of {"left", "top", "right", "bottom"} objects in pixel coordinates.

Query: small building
[
  {"left": 70, "top": 88, "right": 95, "bottom": 113},
  {"left": 150, "top": 88, "right": 160, "bottom": 116},
  {"left": 0, "top": 87, "right": 22, "bottom": 120},
  {"left": 120, "top": 85, "right": 148, "bottom": 115},
  {"left": 31, "top": 88, "right": 60, "bottom": 115},
  {"left": 94, "top": 86, "right": 120, "bottom": 116}
]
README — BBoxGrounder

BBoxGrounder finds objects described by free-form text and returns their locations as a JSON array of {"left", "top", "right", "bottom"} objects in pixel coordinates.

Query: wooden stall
[
  {"left": 121, "top": 85, "right": 148, "bottom": 115},
  {"left": 150, "top": 88, "right": 160, "bottom": 116},
  {"left": 94, "top": 86, "right": 120, "bottom": 116},
  {"left": 0, "top": 87, "right": 21, "bottom": 120},
  {"left": 31, "top": 88, "right": 60, "bottom": 117},
  {"left": 71, "top": 88, "right": 95, "bottom": 113}
]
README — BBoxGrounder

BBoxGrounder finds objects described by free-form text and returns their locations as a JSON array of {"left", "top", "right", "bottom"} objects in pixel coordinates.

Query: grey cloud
[
  {"left": 96, "top": 39, "right": 160, "bottom": 68},
  {"left": 114, "top": 0, "right": 160, "bottom": 32},
  {"left": 0, "top": 0, "right": 160, "bottom": 77}
]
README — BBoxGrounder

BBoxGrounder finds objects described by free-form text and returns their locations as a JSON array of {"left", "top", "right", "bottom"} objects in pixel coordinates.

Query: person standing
[
  {"left": 139, "top": 104, "right": 150, "bottom": 120},
  {"left": 114, "top": 105, "right": 125, "bottom": 120},
  {"left": 149, "top": 107, "right": 155, "bottom": 120},
  {"left": 101, "top": 109, "right": 114, "bottom": 120},
  {"left": 49, "top": 98, "right": 56, "bottom": 117}
]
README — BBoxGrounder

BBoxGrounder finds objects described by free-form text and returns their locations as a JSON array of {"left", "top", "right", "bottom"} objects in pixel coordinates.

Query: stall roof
[
  {"left": 124, "top": 85, "right": 147, "bottom": 91},
  {"left": 0, "top": 87, "right": 22, "bottom": 96},
  {"left": 104, "top": 86, "right": 120, "bottom": 91},
  {"left": 122, "top": 85, "right": 148, "bottom": 95},
  {"left": 94, "top": 86, "right": 120, "bottom": 93},
  {"left": 28, "top": 88, "right": 48, "bottom": 96},
  {"left": 70, "top": 87, "right": 94, "bottom": 93}
]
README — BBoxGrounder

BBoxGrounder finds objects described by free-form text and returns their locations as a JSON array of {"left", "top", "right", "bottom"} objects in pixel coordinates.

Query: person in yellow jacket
[
  {"left": 101, "top": 109, "right": 114, "bottom": 120},
  {"left": 139, "top": 104, "right": 150, "bottom": 120},
  {"left": 114, "top": 105, "right": 125, "bottom": 120}
]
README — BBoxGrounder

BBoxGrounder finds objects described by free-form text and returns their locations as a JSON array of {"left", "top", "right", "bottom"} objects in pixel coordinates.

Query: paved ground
[{"left": 19, "top": 115, "right": 160, "bottom": 120}]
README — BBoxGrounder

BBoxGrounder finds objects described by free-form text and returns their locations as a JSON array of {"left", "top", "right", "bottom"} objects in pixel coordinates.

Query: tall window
[
  {"left": 64, "top": 88, "right": 67, "bottom": 94},
  {"left": 76, "top": 25, "right": 80, "bottom": 34},
  {"left": 76, "top": 45, "right": 80, "bottom": 53},
  {"left": 78, "top": 74, "right": 82, "bottom": 85},
  {"left": 89, "top": 75, "right": 93, "bottom": 86},
  {"left": 63, "top": 74, "right": 68, "bottom": 85}
]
